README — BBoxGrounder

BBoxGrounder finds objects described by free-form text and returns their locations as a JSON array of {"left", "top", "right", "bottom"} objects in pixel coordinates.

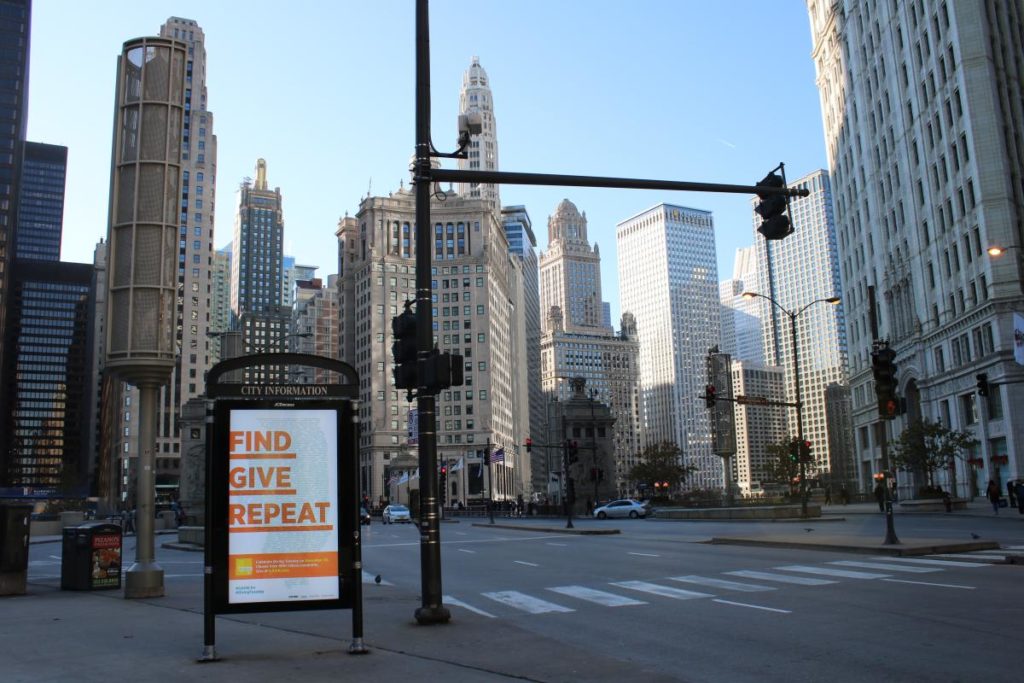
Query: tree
[
  {"left": 763, "top": 437, "right": 801, "bottom": 497},
  {"left": 628, "top": 442, "right": 697, "bottom": 495},
  {"left": 890, "top": 418, "right": 978, "bottom": 494}
]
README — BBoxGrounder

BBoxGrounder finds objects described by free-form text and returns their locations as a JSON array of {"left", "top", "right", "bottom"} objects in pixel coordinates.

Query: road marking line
[
  {"left": 445, "top": 595, "right": 496, "bottom": 618},
  {"left": 712, "top": 599, "right": 791, "bottom": 614},
  {"left": 726, "top": 570, "right": 836, "bottom": 586},
  {"left": 482, "top": 591, "right": 574, "bottom": 614},
  {"left": 546, "top": 543, "right": 567, "bottom": 547},
  {"left": 373, "top": 534, "right": 576, "bottom": 548},
  {"left": 514, "top": 560, "right": 539, "bottom": 567},
  {"left": 830, "top": 560, "right": 940, "bottom": 574},
  {"left": 1005, "top": 545, "right": 1024, "bottom": 550},
  {"left": 611, "top": 580, "right": 713, "bottom": 600},
  {"left": 881, "top": 578, "right": 976, "bottom": 590},
  {"left": 361, "top": 570, "right": 393, "bottom": 585},
  {"left": 670, "top": 575, "right": 776, "bottom": 592},
  {"left": 628, "top": 552, "right": 660, "bottom": 557},
  {"left": 49, "top": 555, "right": 61, "bottom": 560},
  {"left": 548, "top": 585, "right": 646, "bottom": 607},
  {"left": 882, "top": 557, "right": 989, "bottom": 568},
  {"left": 928, "top": 553, "right": 1004, "bottom": 562},
  {"left": 458, "top": 549, "right": 476, "bottom": 554},
  {"left": 775, "top": 565, "right": 889, "bottom": 579}
]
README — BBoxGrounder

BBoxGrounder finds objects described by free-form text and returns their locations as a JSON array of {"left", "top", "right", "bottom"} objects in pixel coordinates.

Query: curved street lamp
[
  {"left": 741, "top": 291, "right": 841, "bottom": 517},
  {"left": 987, "top": 244, "right": 1020, "bottom": 257}
]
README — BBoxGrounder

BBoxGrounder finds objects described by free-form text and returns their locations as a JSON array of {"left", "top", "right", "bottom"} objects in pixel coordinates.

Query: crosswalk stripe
[
  {"left": 669, "top": 575, "right": 776, "bottom": 592},
  {"left": 775, "top": 565, "right": 889, "bottom": 579},
  {"left": 881, "top": 557, "right": 989, "bottom": 568},
  {"left": 830, "top": 560, "right": 940, "bottom": 574},
  {"left": 610, "top": 580, "right": 713, "bottom": 600},
  {"left": 726, "top": 570, "right": 836, "bottom": 586},
  {"left": 547, "top": 585, "right": 647, "bottom": 607},
  {"left": 444, "top": 595, "right": 496, "bottom": 618},
  {"left": 482, "top": 590, "right": 575, "bottom": 614}
]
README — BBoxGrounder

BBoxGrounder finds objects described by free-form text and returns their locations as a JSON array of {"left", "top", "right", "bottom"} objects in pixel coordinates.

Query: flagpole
[{"left": 486, "top": 438, "right": 495, "bottom": 525}]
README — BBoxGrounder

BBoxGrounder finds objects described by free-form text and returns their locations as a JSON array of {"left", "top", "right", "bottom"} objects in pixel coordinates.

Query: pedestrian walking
[
  {"left": 1015, "top": 481, "right": 1024, "bottom": 516},
  {"left": 840, "top": 485, "right": 849, "bottom": 506},
  {"left": 986, "top": 479, "right": 1001, "bottom": 514},
  {"left": 873, "top": 481, "right": 885, "bottom": 512},
  {"left": 1008, "top": 480, "right": 1017, "bottom": 508},
  {"left": 824, "top": 485, "right": 833, "bottom": 505}
]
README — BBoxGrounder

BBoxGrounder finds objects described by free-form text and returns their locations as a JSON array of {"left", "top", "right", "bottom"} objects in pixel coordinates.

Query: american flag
[{"left": 489, "top": 447, "right": 505, "bottom": 464}]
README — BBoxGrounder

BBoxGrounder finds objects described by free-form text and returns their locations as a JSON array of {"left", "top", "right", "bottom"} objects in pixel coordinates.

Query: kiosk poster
[{"left": 227, "top": 409, "right": 339, "bottom": 604}]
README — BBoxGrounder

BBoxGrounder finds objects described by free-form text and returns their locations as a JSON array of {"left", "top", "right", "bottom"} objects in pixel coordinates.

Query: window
[{"left": 960, "top": 393, "right": 977, "bottom": 425}]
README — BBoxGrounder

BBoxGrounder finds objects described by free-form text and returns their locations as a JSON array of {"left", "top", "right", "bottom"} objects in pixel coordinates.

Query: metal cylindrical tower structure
[{"left": 105, "top": 36, "right": 187, "bottom": 598}]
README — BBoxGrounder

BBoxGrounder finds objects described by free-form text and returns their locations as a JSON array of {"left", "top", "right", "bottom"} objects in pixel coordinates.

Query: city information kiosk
[{"left": 202, "top": 353, "right": 365, "bottom": 661}]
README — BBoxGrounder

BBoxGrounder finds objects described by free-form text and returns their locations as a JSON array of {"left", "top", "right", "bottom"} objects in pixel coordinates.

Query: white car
[
  {"left": 383, "top": 504, "right": 412, "bottom": 524},
  {"left": 593, "top": 499, "right": 647, "bottom": 519}
]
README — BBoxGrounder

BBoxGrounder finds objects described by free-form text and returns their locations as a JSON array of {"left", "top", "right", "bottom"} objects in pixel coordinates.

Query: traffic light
[
  {"left": 976, "top": 373, "right": 989, "bottom": 398},
  {"left": 799, "top": 440, "right": 813, "bottom": 463},
  {"left": 589, "top": 467, "right": 598, "bottom": 482},
  {"left": 704, "top": 384, "right": 716, "bottom": 409},
  {"left": 566, "top": 440, "right": 579, "bottom": 464},
  {"left": 754, "top": 172, "right": 793, "bottom": 240},
  {"left": 525, "top": 438, "right": 533, "bottom": 453},
  {"left": 391, "top": 304, "right": 418, "bottom": 390},
  {"left": 439, "top": 465, "right": 448, "bottom": 505},
  {"left": 871, "top": 344, "right": 898, "bottom": 419},
  {"left": 422, "top": 350, "right": 464, "bottom": 394},
  {"left": 789, "top": 439, "right": 800, "bottom": 462}
]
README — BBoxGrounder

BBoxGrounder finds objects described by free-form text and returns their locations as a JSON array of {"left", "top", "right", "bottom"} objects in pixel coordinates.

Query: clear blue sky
[{"left": 29, "top": 1, "right": 825, "bottom": 325}]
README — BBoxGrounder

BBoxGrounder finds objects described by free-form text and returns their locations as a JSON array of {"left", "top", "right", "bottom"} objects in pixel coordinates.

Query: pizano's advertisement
[
  {"left": 227, "top": 409, "right": 339, "bottom": 604},
  {"left": 90, "top": 533, "right": 121, "bottom": 588}
]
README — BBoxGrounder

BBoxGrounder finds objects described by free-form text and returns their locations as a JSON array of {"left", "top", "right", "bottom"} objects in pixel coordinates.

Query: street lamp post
[{"left": 742, "top": 291, "right": 840, "bottom": 517}]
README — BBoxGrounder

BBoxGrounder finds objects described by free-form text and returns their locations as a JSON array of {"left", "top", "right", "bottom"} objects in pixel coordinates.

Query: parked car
[
  {"left": 383, "top": 504, "right": 412, "bottom": 524},
  {"left": 593, "top": 499, "right": 647, "bottom": 519},
  {"left": 360, "top": 507, "right": 372, "bottom": 525}
]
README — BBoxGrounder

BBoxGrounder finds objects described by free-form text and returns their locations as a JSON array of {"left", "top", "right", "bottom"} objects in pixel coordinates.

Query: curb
[
  {"left": 470, "top": 523, "right": 620, "bottom": 535},
  {"left": 705, "top": 536, "right": 1000, "bottom": 556},
  {"left": 648, "top": 516, "right": 846, "bottom": 523}
]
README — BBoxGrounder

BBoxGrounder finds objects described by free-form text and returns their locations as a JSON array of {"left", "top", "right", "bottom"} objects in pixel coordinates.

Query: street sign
[{"left": 735, "top": 395, "right": 770, "bottom": 406}]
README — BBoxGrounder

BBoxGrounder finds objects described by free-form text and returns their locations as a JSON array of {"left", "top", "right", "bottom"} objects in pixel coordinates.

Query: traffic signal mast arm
[{"left": 700, "top": 391, "right": 798, "bottom": 408}]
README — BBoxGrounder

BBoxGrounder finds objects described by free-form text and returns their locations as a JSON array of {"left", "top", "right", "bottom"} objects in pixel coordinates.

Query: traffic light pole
[
  {"left": 868, "top": 286, "right": 900, "bottom": 545},
  {"left": 789, "top": 312, "right": 808, "bottom": 518},
  {"left": 412, "top": 0, "right": 448, "bottom": 625},
  {"left": 485, "top": 439, "right": 495, "bottom": 525}
]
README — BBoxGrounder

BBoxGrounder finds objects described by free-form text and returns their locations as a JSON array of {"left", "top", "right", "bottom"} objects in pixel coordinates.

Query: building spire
[
  {"left": 457, "top": 56, "right": 500, "bottom": 210},
  {"left": 255, "top": 158, "right": 268, "bottom": 190}
]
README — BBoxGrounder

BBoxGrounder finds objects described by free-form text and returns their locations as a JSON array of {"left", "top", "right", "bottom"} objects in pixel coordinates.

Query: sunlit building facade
[{"left": 617, "top": 204, "right": 720, "bottom": 490}]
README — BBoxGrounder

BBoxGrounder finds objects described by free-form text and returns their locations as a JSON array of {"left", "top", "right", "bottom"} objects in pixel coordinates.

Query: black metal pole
[
  {"left": 430, "top": 168, "right": 809, "bottom": 198},
  {"left": 413, "top": 0, "right": 448, "bottom": 625},
  {"left": 563, "top": 413, "right": 574, "bottom": 529},
  {"left": 199, "top": 399, "right": 217, "bottom": 662},
  {"left": 868, "top": 286, "right": 900, "bottom": 545},
  {"left": 790, "top": 313, "right": 808, "bottom": 518},
  {"left": 349, "top": 404, "right": 368, "bottom": 653},
  {"left": 486, "top": 438, "right": 495, "bottom": 524}
]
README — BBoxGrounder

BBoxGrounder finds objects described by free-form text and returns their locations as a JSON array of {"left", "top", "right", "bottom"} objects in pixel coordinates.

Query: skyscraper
[
  {"left": 807, "top": 1, "right": 1024, "bottom": 493},
  {"left": 231, "top": 158, "right": 289, "bottom": 373},
  {"left": 0, "top": 0, "right": 31, "bottom": 426},
  {"left": 14, "top": 142, "right": 66, "bottom": 262},
  {"left": 501, "top": 205, "right": 545, "bottom": 494},
  {"left": 540, "top": 199, "right": 643, "bottom": 495},
  {"left": 719, "top": 246, "right": 764, "bottom": 364},
  {"left": 752, "top": 169, "right": 849, "bottom": 483},
  {"left": 336, "top": 186, "right": 527, "bottom": 506},
  {"left": 617, "top": 204, "right": 720, "bottom": 490},
  {"left": 457, "top": 57, "right": 500, "bottom": 211},
  {"left": 729, "top": 360, "right": 787, "bottom": 495}
]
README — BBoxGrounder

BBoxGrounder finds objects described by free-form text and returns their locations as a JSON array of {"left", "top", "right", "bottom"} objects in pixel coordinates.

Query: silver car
[
  {"left": 593, "top": 499, "right": 647, "bottom": 519},
  {"left": 383, "top": 504, "right": 412, "bottom": 524}
]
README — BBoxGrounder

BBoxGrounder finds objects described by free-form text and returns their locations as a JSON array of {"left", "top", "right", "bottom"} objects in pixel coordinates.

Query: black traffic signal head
[
  {"left": 755, "top": 172, "right": 792, "bottom": 240},
  {"left": 391, "top": 305, "right": 418, "bottom": 390},
  {"left": 799, "top": 440, "right": 813, "bottom": 463},
  {"left": 872, "top": 344, "right": 898, "bottom": 419},
  {"left": 976, "top": 373, "right": 989, "bottom": 397},
  {"left": 789, "top": 439, "right": 800, "bottom": 462},
  {"left": 525, "top": 438, "right": 532, "bottom": 453},
  {"left": 704, "top": 384, "right": 716, "bottom": 409}
]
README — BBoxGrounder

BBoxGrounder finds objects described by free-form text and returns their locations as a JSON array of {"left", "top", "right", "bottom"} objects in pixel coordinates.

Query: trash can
[
  {"left": 0, "top": 504, "right": 32, "bottom": 596},
  {"left": 61, "top": 522, "right": 122, "bottom": 591}
]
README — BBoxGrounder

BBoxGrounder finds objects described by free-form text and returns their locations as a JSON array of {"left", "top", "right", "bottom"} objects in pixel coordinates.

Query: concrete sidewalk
[{"left": 819, "top": 499, "right": 1024, "bottom": 518}]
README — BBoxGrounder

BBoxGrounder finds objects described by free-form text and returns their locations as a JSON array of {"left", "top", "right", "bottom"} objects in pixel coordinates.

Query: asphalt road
[{"left": 25, "top": 513, "right": 1024, "bottom": 682}]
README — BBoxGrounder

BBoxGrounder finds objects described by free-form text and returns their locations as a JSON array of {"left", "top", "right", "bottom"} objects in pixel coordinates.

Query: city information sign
[{"left": 211, "top": 401, "right": 355, "bottom": 614}]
